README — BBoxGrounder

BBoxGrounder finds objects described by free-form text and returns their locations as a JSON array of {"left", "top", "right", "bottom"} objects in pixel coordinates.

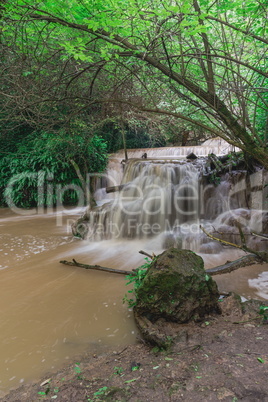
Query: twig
[
  {"left": 232, "top": 317, "right": 261, "bottom": 324},
  {"left": 251, "top": 231, "right": 268, "bottom": 240},
  {"left": 139, "top": 250, "right": 154, "bottom": 259},
  {"left": 60, "top": 259, "right": 134, "bottom": 276},
  {"left": 115, "top": 346, "right": 128, "bottom": 355},
  {"left": 200, "top": 225, "right": 267, "bottom": 261},
  {"left": 200, "top": 225, "right": 244, "bottom": 249}
]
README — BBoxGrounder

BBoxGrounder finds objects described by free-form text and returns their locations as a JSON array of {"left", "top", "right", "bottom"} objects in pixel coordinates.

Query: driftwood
[
  {"left": 203, "top": 152, "right": 244, "bottom": 177},
  {"left": 251, "top": 231, "right": 268, "bottom": 240},
  {"left": 200, "top": 225, "right": 267, "bottom": 262},
  {"left": 208, "top": 153, "right": 223, "bottom": 172},
  {"left": 139, "top": 250, "right": 154, "bottom": 259},
  {"left": 106, "top": 182, "right": 133, "bottom": 193},
  {"left": 60, "top": 237, "right": 266, "bottom": 279},
  {"left": 206, "top": 254, "right": 261, "bottom": 276},
  {"left": 60, "top": 259, "right": 134, "bottom": 276},
  {"left": 60, "top": 254, "right": 262, "bottom": 278},
  {"left": 106, "top": 184, "right": 125, "bottom": 193}
]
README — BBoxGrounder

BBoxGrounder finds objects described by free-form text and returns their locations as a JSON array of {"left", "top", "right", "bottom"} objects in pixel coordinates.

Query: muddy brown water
[{"left": 0, "top": 207, "right": 267, "bottom": 396}]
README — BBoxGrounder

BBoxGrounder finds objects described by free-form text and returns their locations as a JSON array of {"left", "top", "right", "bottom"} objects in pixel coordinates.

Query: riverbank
[{"left": 3, "top": 293, "right": 268, "bottom": 402}]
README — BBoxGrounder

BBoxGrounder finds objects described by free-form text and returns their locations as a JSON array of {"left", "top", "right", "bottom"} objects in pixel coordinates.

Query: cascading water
[
  {"left": 0, "top": 139, "right": 267, "bottom": 396},
  {"left": 87, "top": 160, "right": 200, "bottom": 241},
  {"left": 75, "top": 139, "right": 268, "bottom": 257},
  {"left": 94, "top": 137, "right": 239, "bottom": 201},
  {"left": 111, "top": 137, "right": 239, "bottom": 159}
]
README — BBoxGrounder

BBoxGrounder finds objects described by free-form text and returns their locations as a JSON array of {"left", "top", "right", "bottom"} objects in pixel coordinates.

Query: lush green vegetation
[
  {"left": 123, "top": 258, "right": 151, "bottom": 308},
  {"left": 0, "top": 0, "right": 267, "bottom": 207},
  {"left": 0, "top": 129, "right": 108, "bottom": 208}
]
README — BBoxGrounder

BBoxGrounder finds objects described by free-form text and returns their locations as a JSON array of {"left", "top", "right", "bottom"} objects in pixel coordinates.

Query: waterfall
[
  {"left": 111, "top": 137, "right": 239, "bottom": 160},
  {"left": 88, "top": 160, "right": 200, "bottom": 241},
  {"left": 74, "top": 139, "right": 267, "bottom": 255}
]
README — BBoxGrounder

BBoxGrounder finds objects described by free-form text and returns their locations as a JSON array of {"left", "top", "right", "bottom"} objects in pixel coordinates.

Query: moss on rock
[{"left": 134, "top": 248, "right": 220, "bottom": 324}]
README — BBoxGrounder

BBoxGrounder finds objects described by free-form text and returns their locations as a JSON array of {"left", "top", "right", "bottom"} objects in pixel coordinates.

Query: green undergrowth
[{"left": 123, "top": 258, "right": 151, "bottom": 308}]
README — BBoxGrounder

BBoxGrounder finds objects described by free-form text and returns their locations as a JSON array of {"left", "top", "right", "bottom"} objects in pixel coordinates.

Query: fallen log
[
  {"left": 60, "top": 244, "right": 266, "bottom": 279},
  {"left": 60, "top": 259, "right": 134, "bottom": 276},
  {"left": 204, "top": 152, "right": 244, "bottom": 177},
  {"left": 208, "top": 153, "right": 223, "bottom": 172},
  {"left": 206, "top": 254, "right": 261, "bottom": 276},
  {"left": 106, "top": 184, "right": 125, "bottom": 193},
  {"left": 200, "top": 225, "right": 268, "bottom": 261}
]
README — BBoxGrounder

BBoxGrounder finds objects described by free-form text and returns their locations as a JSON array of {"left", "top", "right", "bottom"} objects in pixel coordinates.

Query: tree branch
[
  {"left": 206, "top": 254, "right": 261, "bottom": 276},
  {"left": 60, "top": 259, "right": 134, "bottom": 276},
  {"left": 206, "top": 15, "right": 268, "bottom": 45},
  {"left": 200, "top": 225, "right": 268, "bottom": 261}
]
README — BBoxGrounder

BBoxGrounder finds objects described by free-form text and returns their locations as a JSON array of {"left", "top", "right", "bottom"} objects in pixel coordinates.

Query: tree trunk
[
  {"left": 26, "top": 11, "right": 268, "bottom": 170},
  {"left": 121, "top": 120, "right": 128, "bottom": 161},
  {"left": 69, "top": 159, "right": 96, "bottom": 209},
  {"left": 245, "top": 146, "right": 268, "bottom": 170}
]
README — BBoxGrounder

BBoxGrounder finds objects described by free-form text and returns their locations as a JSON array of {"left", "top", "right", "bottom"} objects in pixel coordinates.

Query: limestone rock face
[{"left": 134, "top": 248, "right": 220, "bottom": 323}]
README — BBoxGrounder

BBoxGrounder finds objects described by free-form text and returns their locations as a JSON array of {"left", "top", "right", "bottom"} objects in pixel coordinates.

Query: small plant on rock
[{"left": 123, "top": 258, "right": 151, "bottom": 308}]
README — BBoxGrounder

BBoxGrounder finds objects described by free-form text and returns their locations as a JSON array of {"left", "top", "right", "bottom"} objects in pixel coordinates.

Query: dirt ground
[{"left": 2, "top": 294, "right": 268, "bottom": 402}]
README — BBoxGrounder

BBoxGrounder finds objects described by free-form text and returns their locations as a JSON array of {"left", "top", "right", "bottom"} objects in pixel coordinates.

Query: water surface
[{"left": 0, "top": 207, "right": 267, "bottom": 396}]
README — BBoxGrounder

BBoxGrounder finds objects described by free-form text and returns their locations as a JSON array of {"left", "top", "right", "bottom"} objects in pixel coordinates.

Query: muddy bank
[{"left": 3, "top": 294, "right": 268, "bottom": 402}]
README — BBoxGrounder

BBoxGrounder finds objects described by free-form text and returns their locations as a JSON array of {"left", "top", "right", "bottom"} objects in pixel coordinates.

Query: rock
[
  {"left": 186, "top": 152, "right": 197, "bottom": 160},
  {"left": 134, "top": 248, "right": 220, "bottom": 324},
  {"left": 220, "top": 292, "right": 243, "bottom": 318}
]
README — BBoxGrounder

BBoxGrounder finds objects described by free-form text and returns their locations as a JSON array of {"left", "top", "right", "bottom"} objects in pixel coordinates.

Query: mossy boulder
[{"left": 134, "top": 248, "right": 220, "bottom": 324}]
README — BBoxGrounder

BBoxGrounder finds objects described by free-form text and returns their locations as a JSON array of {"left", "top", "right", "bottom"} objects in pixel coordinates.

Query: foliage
[
  {"left": 126, "top": 126, "right": 166, "bottom": 149},
  {"left": 208, "top": 172, "right": 221, "bottom": 186},
  {"left": 1, "top": 0, "right": 268, "bottom": 167},
  {"left": 259, "top": 306, "right": 268, "bottom": 322},
  {"left": 113, "top": 366, "right": 124, "bottom": 376},
  {"left": 0, "top": 129, "right": 108, "bottom": 208},
  {"left": 94, "top": 117, "right": 167, "bottom": 152},
  {"left": 74, "top": 363, "right": 83, "bottom": 380},
  {"left": 123, "top": 258, "right": 151, "bottom": 308},
  {"left": 92, "top": 386, "right": 109, "bottom": 400}
]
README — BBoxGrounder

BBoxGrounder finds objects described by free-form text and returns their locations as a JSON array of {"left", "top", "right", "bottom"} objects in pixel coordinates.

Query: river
[
  {"left": 0, "top": 207, "right": 138, "bottom": 396},
  {"left": 1, "top": 139, "right": 268, "bottom": 395},
  {"left": 1, "top": 207, "right": 267, "bottom": 396}
]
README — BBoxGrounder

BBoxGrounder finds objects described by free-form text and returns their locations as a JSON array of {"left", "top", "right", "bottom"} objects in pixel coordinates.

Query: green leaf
[
  {"left": 22, "top": 71, "right": 33, "bottom": 76},
  {"left": 124, "top": 378, "right": 138, "bottom": 383}
]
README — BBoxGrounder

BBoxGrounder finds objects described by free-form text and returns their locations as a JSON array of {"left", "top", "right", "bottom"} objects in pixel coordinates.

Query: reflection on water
[{"left": 0, "top": 207, "right": 267, "bottom": 396}]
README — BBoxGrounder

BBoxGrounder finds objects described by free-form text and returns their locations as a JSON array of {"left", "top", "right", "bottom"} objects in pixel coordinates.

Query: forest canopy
[{"left": 0, "top": 0, "right": 267, "bottom": 207}]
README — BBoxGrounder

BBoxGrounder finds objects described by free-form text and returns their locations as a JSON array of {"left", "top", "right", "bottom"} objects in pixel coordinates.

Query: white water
[
  {"left": 1, "top": 139, "right": 267, "bottom": 396},
  {"left": 112, "top": 137, "right": 239, "bottom": 159},
  {"left": 81, "top": 141, "right": 268, "bottom": 256}
]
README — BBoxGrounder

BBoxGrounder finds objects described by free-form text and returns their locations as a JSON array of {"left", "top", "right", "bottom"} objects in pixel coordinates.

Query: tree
[
  {"left": 2, "top": 0, "right": 268, "bottom": 167},
  {"left": 0, "top": 128, "right": 108, "bottom": 208}
]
